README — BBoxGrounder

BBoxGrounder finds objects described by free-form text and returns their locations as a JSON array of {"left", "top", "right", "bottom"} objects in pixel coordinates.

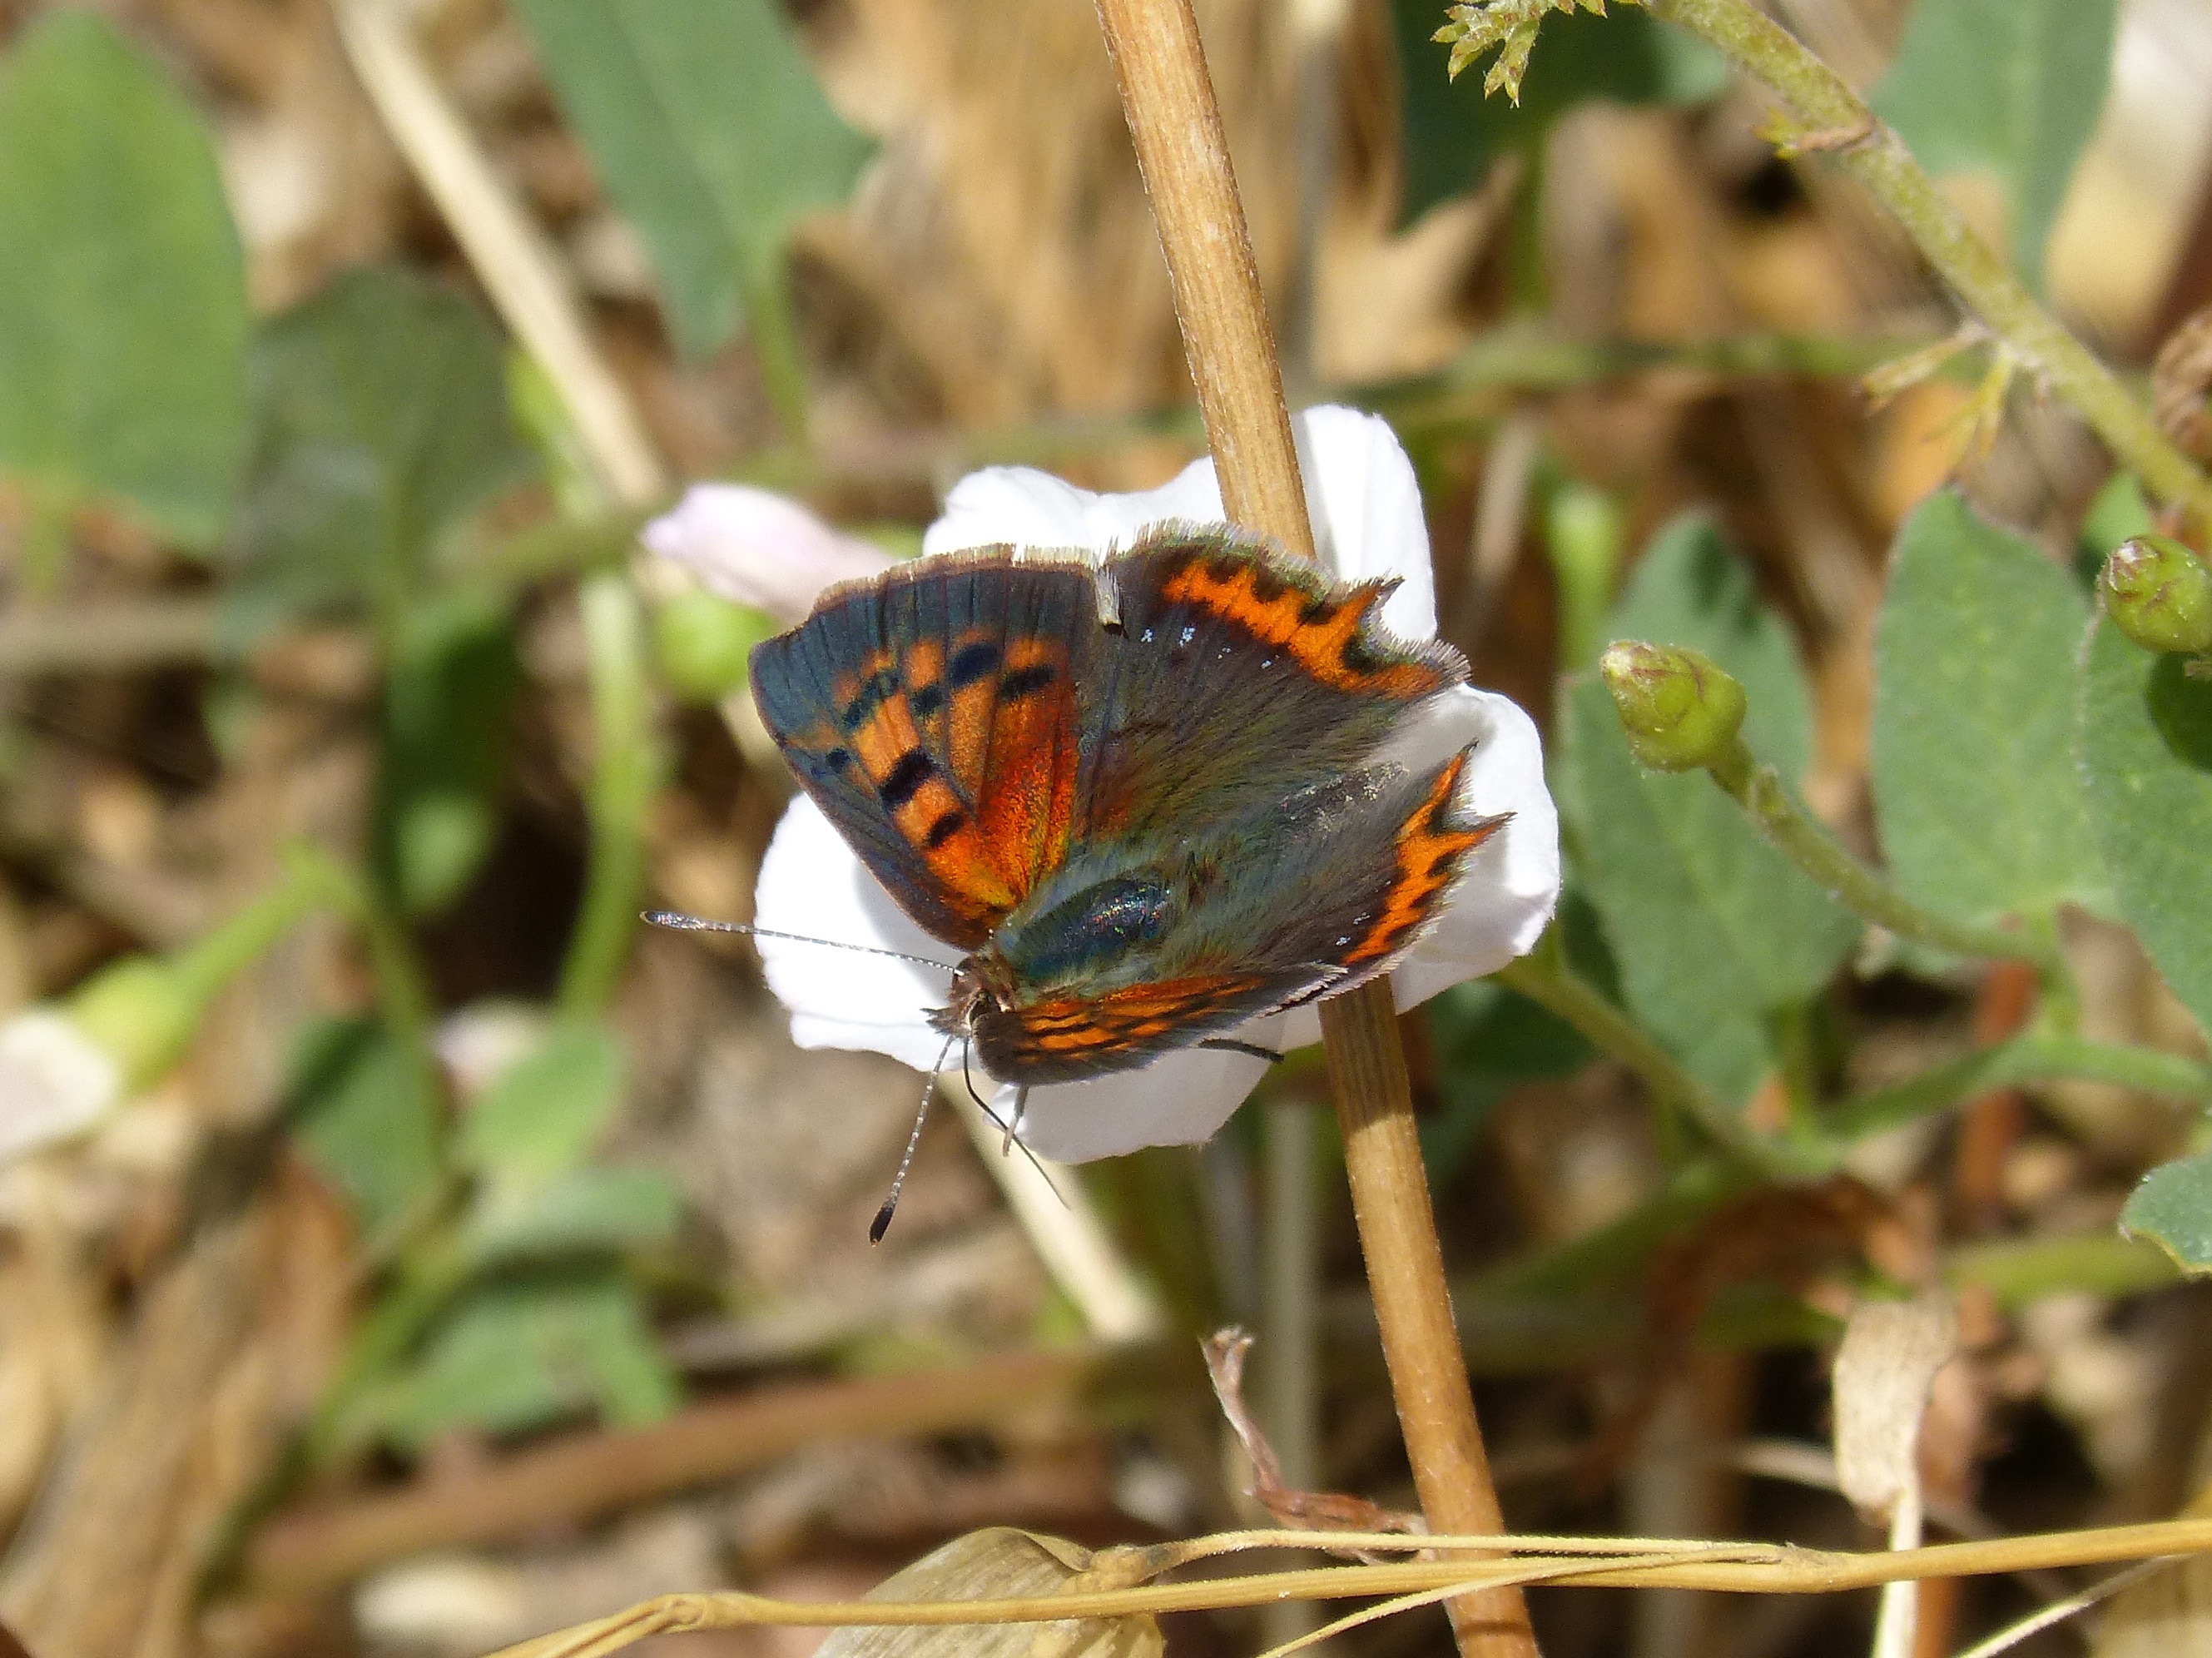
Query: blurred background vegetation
[{"left": 0, "top": 0, "right": 2210, "bottom": 1655}]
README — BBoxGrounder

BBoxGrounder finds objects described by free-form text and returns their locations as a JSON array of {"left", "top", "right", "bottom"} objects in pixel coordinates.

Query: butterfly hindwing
[
  {"left": 750, "top": 549, "right": 1100, "bottom": 950},
  {"left": 976, "top": 747, "right": 1504, "bottom": 1083}
]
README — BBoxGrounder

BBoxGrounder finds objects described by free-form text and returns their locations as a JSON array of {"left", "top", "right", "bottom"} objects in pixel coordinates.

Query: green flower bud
[
  {"left": 1599, "top": 641, "right": 1748, "bottom": 772},
  {"left": 2101, "top": 534, "right": 2212, "bottom": 656},
  {"left": 650, "top": 589, "right": 780, "bottom": 704},
  {"left": 67, "top": 956, "right": 205, "bottom": 1090}
]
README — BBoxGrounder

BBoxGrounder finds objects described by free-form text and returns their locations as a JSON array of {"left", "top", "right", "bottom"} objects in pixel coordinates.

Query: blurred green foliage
[{"left": 0, "top": 11, "right": 249, "bottom": 552}]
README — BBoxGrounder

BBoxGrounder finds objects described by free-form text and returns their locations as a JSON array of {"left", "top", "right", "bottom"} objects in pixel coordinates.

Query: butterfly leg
[
  {"left": 1003, "top": 1085, "right": 1029, "bottom": 1154},
  {"left": 1198, "top": 1037, "right": 1282, "bottom": 1064}
]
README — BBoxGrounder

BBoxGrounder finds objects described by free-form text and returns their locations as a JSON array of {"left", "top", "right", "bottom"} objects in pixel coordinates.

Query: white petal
[
  {"left": 0, "top": 1010, "right": 122, "bottom": 1164},
  {"left": 920, "top": 405, "right": 1433, "bottom": 645},
  {"left": 645, "top": 484, "right": 895, "bottom": 623},
  {"left": 1291, "top": 405, "right": 1437, "bottom": 638},
  {"left": 923, "top": 467, "right": 1102, "bottom": 556},
  {"left": 753, "top": 798, "right": 960, "bottom": 1073},
  {"left": 1268, "top": 687, "right": 1560, "bottom": 1050},
  {"left": 1000, "top": 1041, "right": 1276, "bottom": 1163}
]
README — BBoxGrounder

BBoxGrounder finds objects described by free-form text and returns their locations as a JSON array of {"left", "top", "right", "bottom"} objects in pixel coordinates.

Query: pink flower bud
[{"left": 642, "top": 485, "right": 895, "bottom": 623}]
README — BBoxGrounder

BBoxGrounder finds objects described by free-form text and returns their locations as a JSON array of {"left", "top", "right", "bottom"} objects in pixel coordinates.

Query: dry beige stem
[{"left": 814, "top": 1529, "right": 1161, "bottom": 1658}]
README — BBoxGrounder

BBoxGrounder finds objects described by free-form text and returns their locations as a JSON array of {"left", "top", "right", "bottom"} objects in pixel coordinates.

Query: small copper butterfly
[{"left": 745, "top": 525, "right": 1507, "bottom": 1090}]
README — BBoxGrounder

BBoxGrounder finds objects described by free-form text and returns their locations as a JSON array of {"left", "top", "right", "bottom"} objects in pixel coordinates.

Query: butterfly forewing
[{"left": 751, "top": 550, "right": 1099, "bottom": 949}]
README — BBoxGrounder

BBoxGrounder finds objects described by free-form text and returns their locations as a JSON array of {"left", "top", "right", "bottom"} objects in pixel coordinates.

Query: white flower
[
  {"left": 0, "top": 1010, "right": 123, "bottom": 1165},
  {"left": 752, "top": 405, "right": 1562, "bottom": 1163},
  {"left": 642, "top": 484, "right": 896, "bottom": 623}
]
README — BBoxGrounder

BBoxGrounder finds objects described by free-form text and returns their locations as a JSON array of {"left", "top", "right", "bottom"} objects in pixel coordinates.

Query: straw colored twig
[
  {"left": 1089, "top": 1, "right": 1534, "bottom": 1653},
  {"left": 464, "top": 1516, "right": 2212, "bottom": 1658}
]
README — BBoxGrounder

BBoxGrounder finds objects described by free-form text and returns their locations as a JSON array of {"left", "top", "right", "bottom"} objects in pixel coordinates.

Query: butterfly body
[{"left": 751, "top": 529, "right": 1505, "bottom": 1086}]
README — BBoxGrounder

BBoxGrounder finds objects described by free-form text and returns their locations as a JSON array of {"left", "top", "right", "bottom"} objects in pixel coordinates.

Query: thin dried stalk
[
  {"left": 1087, "top": 2, "right": 1533, "bottom": 1653},
  {"left": 465, "top": 1517, "right": 2212, "bottom": 1658}
]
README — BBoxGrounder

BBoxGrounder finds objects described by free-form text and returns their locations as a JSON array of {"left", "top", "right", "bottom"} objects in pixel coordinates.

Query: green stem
[
  {"left": 1639, "top": 0, "right": 2212, "bottom": 531},
  {"left": 1706, "top": 739, "right": 2061, "bottom": 970},
  {"left": 1473, "top": 1157, "right": 1750, "bottom": 1299},
  {"left": 1824, "top": 1033, "right": 2212, "bottom": 1146},
  {"left": 290, "top": 842, "right": 435, "bottom": 1054},
  {"left": 559, "top": 573, "right": 663, "bottom": 1015},
  {"left": 742, "top": 262, "right": 813, "bottom": 449},
  {"left": 1495, "top": 944, "right": 1802, "bottom": 1175}
]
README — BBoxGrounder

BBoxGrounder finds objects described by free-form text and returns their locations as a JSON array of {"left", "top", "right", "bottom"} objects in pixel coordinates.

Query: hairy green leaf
[
  {"left": 513, "top": 0, "right": 872, "bottom": 360},
  {"left": 1562, "top": 677, "right": 1857, "bottom": 1105},
  {"left": 2079, "top": 620, "right": 2212, "bottom": 1037},
  {"left": 459, "top": 1022, "right": 628, "bottom": 1180},
  {"left": 226, "top": 266, "right": 535, "bottom": 636},
  {"left": 0, "top": 11, "right": 249, "bottom": 544},
  {"left": 369, "top": 1273, "right": 678, "bottom": 1447},
  {"left": 1872, "top": 0, "right": 2117, "bottom": 291},
  {"left": 2122, "top": 1149, "right": 2212, "bottom": 1275},
  {"left": 288, "top": 1018, "right": 443, "bottom": 1248},
  {"left": 1871, "top": 489, "right": 2106, "bottom": 926}
]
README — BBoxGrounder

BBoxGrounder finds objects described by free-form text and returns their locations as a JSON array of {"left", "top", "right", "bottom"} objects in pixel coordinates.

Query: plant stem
[
  {"left": 1092, "top": 2, "right": 1535, "bottom": 1651},
  {"left": 1826, "top": 1033, "right": 2212, "bottom": 1146},
  {"left": 1705, "top": 740, "right": 2061, "bottom": 970},
  {"left": 1493, "top": 946, "right": 1799, "bottom": 1175},
  {"left": 560, "top": 572, "right": 663, "bottom": 1016},
  {"left": 1639, "top": 0, "right": 2212, "bottom": 532},
  {"left": 290, "top": 841, "right": 436, "bottom": 1054}
]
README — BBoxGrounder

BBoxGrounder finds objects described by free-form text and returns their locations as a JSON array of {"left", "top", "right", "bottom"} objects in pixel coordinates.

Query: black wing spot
[
  {"left": 820, "top": 747, "right": 854, "bottom": 775},
  {"left": 923, "top": 808, "right": 966, "bottom": 850},
  {"left": 997, "top": 663, "right": 1058, "bottom": 702},
  {"left": 1247, "top": 566, "right": 1287, "bottom": 603},
  {"left": 878, "top": 748, "right": 935, "bottom": 810},
  {"left": 910, "top": 681, "right": 945, "bottom": 720},
  {"left": 1339, "top": 633, "right": 1387, "bottom": 678},
  {"left": 840, "top": 668, "right": 902, "bottom": 731},
  {"left": 948, "top": 641, "right": 1002, "bottom": 688},
  {"left": 1298, "top": 597, "right": 1338, "bottom": 627}
]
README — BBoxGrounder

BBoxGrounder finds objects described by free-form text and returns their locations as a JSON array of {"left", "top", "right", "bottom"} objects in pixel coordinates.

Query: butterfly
[{"left": 745, "top": 524, "right": 1509, "bottom": 1095}]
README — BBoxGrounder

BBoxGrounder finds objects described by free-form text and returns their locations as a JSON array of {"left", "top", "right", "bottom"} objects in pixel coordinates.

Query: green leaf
[
  {"left": 1609, "top": 514, "right": 1813, "bottom": 782},
  {"left": 377, "top": 591, "right": 522, "bottom": 916},
  {"left": 1872, "top": 0, "right": 2117, "bottom": 292},
  {"left": 512, "top": 0, "right": 873, "bottom": 360},
  {"left": 1561, "top": 678, "right": 1858, "bottom": 1105},
  {"left": 1871, "top": 490, "right": 2107, "bottom": 927},
  {"left": 369, "top": 1273, "right": 679, "bottom": 1447},
  {"left": 465, "top": 1165, "right": 685, "bottom": 1264},
  {"left": 459, "top": 1022, "right": 627, "bottom": 1180},
  {"left": 1421, "top": 978, "right": 1591, "bottom": 1179},
  {"left": 2121, "top": 1149, "right": 2212, "bottom": 1275},
  {"left": 0, "top": 11, "right": 249, "bottom": 544},
  {"left": 1394, "top": 0, "right": 1727, "bottom": 223},
  {"left": 226, "top": 266, "right": 536, "bottom": 635},
  {"left": 2079, "top": 619, "right": 2212, "bottom": 1036},
  {"left": 288, "top": 1018, "right": 444, "bottom": 1247}
]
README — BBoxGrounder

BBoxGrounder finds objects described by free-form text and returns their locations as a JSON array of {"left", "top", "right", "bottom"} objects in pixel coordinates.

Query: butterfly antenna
[
  {"left": 872, "top": 1033, "right": 958, "bottom": 1244},
  {"left": 642, "top": 911, "right": 955, "bottom": 971}
]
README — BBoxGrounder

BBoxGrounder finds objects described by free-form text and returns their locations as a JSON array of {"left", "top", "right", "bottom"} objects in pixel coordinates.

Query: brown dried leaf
[
  {"left": 2152, "top": 305, "right": 2212, "bottom": 464},
  {"left": 814, "top": 1528, "right": 1161, "bottom": 1658},
  {"left": 1833, "top": 1294, "right": 1959, "bottom": 1525}
]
